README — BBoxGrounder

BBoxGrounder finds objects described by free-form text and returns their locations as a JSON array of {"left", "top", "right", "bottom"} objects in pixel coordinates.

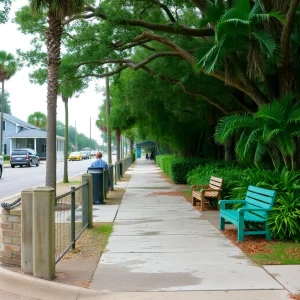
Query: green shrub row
[
  {"left": 156, "top": 155, "right": 208, "bottom": 184},
  {"left": 3, "top": 155, "right": 10, "bottom": 161}
]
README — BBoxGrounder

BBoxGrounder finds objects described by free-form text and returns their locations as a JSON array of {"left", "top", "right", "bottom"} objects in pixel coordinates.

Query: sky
[{"left": 0, "top": 0, "right": 105, "bottom": 145}]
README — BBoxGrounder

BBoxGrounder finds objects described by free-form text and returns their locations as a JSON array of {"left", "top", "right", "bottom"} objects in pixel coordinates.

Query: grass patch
[
  {"left": 250, "top": 241, "right": 300, "bottom": 265},
  {"left": 96, "top": 224, "right": 113, "bottom": 250},
  {"left": 96, "top": 224, "right": 113, "bottom": 235}
]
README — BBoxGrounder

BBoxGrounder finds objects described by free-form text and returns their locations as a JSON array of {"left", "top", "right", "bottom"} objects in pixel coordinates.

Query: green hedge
[
  {"left": 156, "top": 155, "right": 208, "bottom": 184},
  {"left": 3, "top": 155, "right": 10, "bottom": 161}
]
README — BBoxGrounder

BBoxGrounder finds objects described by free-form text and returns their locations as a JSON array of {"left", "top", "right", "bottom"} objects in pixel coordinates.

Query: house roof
[
  {"left": 135, "top": 141, "right": 156, "bottom": 147},
  {"left": 4, "top": 113, "right": 40, "bottom": 130},
  {"left": 6, "top": 128, "right": 64, "bottom": 140}
]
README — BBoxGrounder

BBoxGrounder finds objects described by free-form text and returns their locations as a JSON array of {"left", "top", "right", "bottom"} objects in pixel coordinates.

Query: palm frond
[
  {"left": 253, "top": 141, "right": 267, "bottom": 165},
  {"left": 214, "top": 114, "right": 256, "bottom": 144},
  {"left": 250, "top": 30, "right": 276, "bottom": 56}
]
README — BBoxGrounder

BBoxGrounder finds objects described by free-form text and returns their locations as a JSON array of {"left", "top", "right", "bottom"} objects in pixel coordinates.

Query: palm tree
[
  {"left": 215, "top": 94, "right": 300, "bottom": 170},
  {"left": 27, "top": 111, "right": 47, "bottom": 129},
  {"left": 0, "top": 51, "right": 17, "bottom": 155},
  {"left": 29, "top": 0, "right": 85, "bottom": 190},
  {"left": 196, "top": 0, "right": 283, "bottom": 106}
]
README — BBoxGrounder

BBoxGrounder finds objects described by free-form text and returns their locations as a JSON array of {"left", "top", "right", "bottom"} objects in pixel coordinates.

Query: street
[{"left": 0, "top": 155, "right": 115, "bottom": 202}]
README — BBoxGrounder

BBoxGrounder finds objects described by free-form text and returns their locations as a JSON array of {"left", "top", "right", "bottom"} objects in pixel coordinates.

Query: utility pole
[{"left": 105, "top": 67, "right": 112, "bottom": 164}]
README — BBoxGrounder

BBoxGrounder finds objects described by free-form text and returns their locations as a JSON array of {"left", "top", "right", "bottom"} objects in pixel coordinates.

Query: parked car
[
  {"left": 10, "top": 148, "right": 40, "bottom": 168},
  {"left": 0, "top": 155, "right": 3, "bottom": 178},
  {"left": 68, "top": 151, "right": 82, "bottom": 161},
  {"left": 80, "top": 150, "right": 91, "bottom": 160}
]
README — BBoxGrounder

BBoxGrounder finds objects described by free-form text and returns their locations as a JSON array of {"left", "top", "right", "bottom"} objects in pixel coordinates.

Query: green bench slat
[
  {"left": 248, "top": 185, "right": 276, "bottom": 197},
  {"left": 246, "top": 191, "right": 274, "bottom": 205}
]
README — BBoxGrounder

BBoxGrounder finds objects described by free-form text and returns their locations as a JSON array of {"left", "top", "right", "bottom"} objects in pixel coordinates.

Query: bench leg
[
  {"left": 220, "top": 216, "right": 225, "bottom": 230},
  {"left": 237, "top": 215, "right": 244, "bottom": 242},
  {"left": 192, "top": 196, "right": 197, "bottom": 206},
  {"left": 266, "top": 223, "right": 271, "bottom": 241}
]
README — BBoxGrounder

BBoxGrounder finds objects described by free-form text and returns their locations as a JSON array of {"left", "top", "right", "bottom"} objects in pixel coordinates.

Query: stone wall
[{"left": 0, "top": 207, "right": 21, "bottom": 266}]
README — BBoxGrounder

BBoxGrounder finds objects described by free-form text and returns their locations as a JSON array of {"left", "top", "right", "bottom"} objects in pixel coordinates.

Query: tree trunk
[
  {"left": 224, "top": 138, "right": 234, "bottom": 161},
  {"left": 129, "top": 138, "right": 134, "bottom": 154},
  {"left": 63, "top": 95, "right": 69, "bottom": 183},
  {"left": 0, "top": 81, "right": 4, "bottom": 155},
  {"left": 116, "top": 129, "right": 121, "bottom": 161},
  {"left": 45, "top": 15, "right": 62, "bottom": 191}
]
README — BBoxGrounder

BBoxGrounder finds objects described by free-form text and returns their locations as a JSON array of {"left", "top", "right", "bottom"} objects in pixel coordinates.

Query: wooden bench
[
  {"left": 192, "top": 176, "right": 223, "bottom": 211},
  {"left": 219, "top": 185, "right": 276, "bottom": 242}
]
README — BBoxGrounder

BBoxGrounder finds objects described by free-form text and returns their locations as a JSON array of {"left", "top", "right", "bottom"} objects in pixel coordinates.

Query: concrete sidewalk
[
  {"left": 89, "top": 160, "right": 287, "bottom": 295},
  {"left": 0, "top": 159, "right": 296, "bottom": 299}
]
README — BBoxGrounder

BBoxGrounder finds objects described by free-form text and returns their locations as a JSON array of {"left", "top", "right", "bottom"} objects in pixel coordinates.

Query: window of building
[{"left": 2, "top": 121, "right": 5, "bottom": 131}]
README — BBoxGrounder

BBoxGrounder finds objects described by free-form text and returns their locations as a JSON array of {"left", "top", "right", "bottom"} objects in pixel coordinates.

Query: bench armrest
[
  {"left": 238, "top": 208, "right": 272, "bottom": 214},
  {"left": 219, "top": 200, "right": 246, "bottom": 210},
  {"left": 192, "top": 184, "right": 209, "bottom": 190},
  {"left": 203, "top": 188, "right": 222, "bottom": 192}
]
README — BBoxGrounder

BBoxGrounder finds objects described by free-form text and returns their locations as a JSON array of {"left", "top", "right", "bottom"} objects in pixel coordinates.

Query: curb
[{"left": 0, "top": 266, "right": 104, "bottom": 300}]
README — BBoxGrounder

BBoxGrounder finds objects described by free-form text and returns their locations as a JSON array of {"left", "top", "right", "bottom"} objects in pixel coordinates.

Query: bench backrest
[
  {"left": 206, "top": 176, "right": 223, "bottom": 197},
  {"left": 208, "top": 176, "right": 223, "bottom": 189},
  {"left": 244, "top": 185, "right": 276, "bottom": 218}
]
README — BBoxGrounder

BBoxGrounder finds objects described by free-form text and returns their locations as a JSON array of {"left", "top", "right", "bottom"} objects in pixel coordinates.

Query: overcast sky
[{"left": 0, "top": 0, "right": 105, "bottom": 145}]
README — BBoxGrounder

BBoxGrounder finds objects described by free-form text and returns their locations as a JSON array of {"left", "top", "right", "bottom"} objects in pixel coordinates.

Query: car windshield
[{"left": 12, "top": 150, "right": 27, "bottom": 155}]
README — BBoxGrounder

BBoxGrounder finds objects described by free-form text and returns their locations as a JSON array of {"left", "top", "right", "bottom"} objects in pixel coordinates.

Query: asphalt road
[{"left": 0, "top": 155, "right": 115, "bottom": 201}]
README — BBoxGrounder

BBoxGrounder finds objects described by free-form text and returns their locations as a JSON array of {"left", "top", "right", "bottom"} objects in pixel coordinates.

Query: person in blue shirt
[{"left": 89, "top": 152, "right": 109, "bottom": 170}]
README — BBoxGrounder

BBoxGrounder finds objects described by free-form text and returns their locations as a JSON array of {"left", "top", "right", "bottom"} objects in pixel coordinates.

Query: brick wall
[{"left": 0, "top": 207, "right": 21, "bottom": 266}]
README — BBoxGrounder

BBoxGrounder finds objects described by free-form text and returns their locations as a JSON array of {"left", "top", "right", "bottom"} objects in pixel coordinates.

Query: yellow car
[{"left": 68, "top": 152, "right": 82, "bottom": 161}]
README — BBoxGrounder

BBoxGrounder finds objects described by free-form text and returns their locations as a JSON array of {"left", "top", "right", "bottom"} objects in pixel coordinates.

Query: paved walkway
[{"left": 90, "top": 159, "right": 286, "bottom": 294}]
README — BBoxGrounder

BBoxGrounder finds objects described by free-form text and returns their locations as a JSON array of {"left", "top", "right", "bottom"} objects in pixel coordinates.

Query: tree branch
[
  {"left": 149, "top": 0, "right": 176, "bottom": 22},
  {"left": 281, "top": 0, "right": 299, "bottom": 65},
  {"left": 140, "top": 66, "right": 245, "bottom": 114},
  {"left": 63, "top": 12, "right": 96, "bottom": 25},
  {"left": 136, "top": 32, "right": 267, "bottom": 106}
]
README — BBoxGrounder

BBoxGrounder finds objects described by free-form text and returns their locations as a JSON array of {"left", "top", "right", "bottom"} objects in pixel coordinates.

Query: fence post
[
  {"left": 21, "top": 189, "right": 33, "bottom": 274},
  {"left": 32, "top": 187, "right": 55, "bottom": 280},
  {"left": 82, "top": 174, "right": 93, "bottom": 228},
  {"left": 71, "top": 187, "right": 76, "bottom": 250},
  {"left": 109, "top": 163, "right": 114, "bottom": 191}
]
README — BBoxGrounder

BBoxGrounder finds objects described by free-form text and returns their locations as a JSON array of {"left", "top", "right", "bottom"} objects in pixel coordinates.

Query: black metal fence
[{"left": 54, "top": 181, "right": 89, "bottom": 264}]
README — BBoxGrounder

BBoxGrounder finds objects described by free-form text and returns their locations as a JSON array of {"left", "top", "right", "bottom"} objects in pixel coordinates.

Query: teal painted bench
[{"left": 219, "top": 185, "right": 276, "bottom": 242}]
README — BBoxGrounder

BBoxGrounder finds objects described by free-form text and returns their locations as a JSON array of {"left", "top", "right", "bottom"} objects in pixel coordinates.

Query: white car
[{"left": 0, "top": 155, "right": 3, "bottom": 179}]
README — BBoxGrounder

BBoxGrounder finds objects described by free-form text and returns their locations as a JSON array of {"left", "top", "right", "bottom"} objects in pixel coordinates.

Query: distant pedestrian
[
  {"left": 146, "top": 153, "right": 149, "bottom": 160},
  {"left": 150, "top": 151, "right": 154, "bottom": 160}
]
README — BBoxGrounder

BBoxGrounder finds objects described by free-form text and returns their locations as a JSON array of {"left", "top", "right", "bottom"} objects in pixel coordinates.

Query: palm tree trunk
[
  {"left": 45, "top": 15, "right": 62, "bottom": 191},
  {"left": 0, "top": 81, "right": 4, "bottom": 155},
  {"left": 63, "top": 95, "right": 69, "bottom": 183}
]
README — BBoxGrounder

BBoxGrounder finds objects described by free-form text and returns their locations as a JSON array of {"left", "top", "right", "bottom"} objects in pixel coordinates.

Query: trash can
[{"left": 87, "top": 167, "right": 105, "bottom": 204}]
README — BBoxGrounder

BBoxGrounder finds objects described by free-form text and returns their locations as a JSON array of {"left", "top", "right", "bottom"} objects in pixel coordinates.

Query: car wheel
[
  {"left": 36, "top": 160, "right": 40, "bottom": 167},
  {"left": 20, "top": 165, "right": 23, "bottom": 168},
  {"left": 0, "top": 167, "right": 2, "bottom": 178},
  {"left": 11, "top": 165, "right": 15, "bottom": 168}
]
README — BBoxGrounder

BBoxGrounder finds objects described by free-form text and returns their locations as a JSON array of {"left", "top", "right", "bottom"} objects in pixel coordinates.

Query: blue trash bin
[{"left": 87, "top": 167, "right": 105, "bottom": 204}]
